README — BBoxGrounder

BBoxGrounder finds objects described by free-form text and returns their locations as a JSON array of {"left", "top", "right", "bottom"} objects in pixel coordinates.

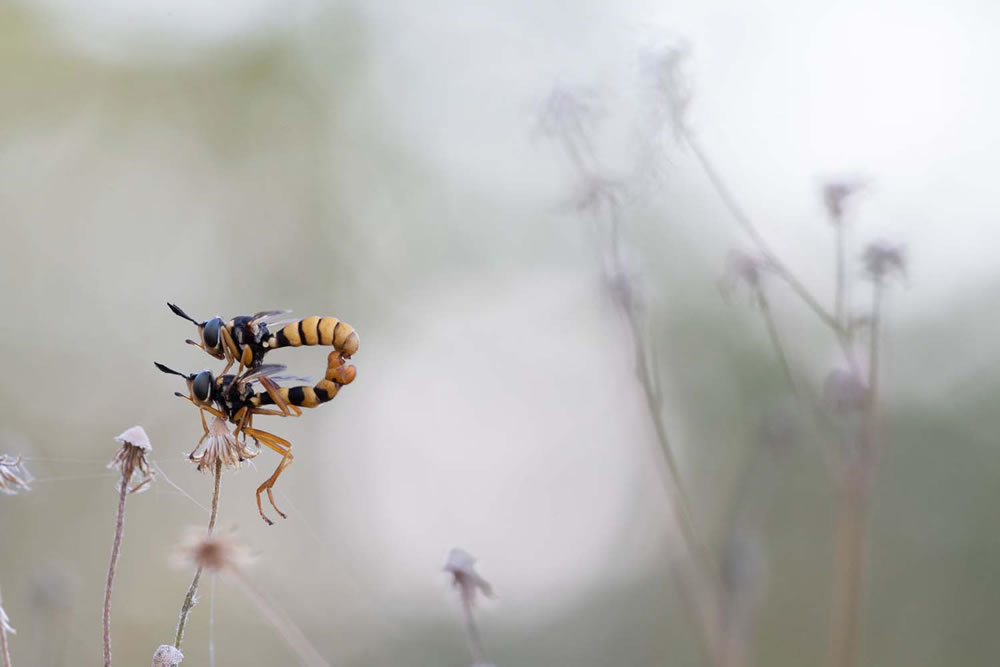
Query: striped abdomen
[
  {"left": 269, "top": 316, "right": 360, "bottom": 358},
  {"left": 252, "top": 354, "right": 355, "bottom": 409}
]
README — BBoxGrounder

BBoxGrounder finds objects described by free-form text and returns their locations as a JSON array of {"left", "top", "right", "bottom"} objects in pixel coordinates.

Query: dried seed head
[
  {"left": 171, "top": 527, "right": 254, "bottom": 575},
  {"left": 0, "top": 588, "right": 14, "bottom": 636},
  {"left": 720, "top": 250, "right": 772, "bottom": 300},
  {"left": 152, "top": 644, "right": 184, "bottom": 666},
  {"left": 444, "top": 548, "right": 494, "bottom": 611},
  {"left": 823, "top": 368, "right": 868, "bottom": 414},
  {"left": 109, "top": 426, "right": 154, "bottom": 494},
  {"left": 862, "top": 240, "right": 906, "bottom": 283},
  {"left": 534, "top": 85, "right": 604, "bottom": 156},
  {"left": 822, "top": 179, "right": 867, "bottom": 222},
  {"left": 639, "top": 39, "right": 693, "bottom": 139},
  {"left": 188, "top": 417, "right": 259, "bottom": 472},
  {"left": 567, "top": 171, "right": 623, "bottom": 217},
  {"left": 0, "top": 454, "right": 32, "bottom": 495}
]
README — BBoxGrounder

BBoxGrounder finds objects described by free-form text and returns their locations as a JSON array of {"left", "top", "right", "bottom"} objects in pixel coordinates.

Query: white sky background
[{"left": 19, "top": 0, "right": 1000, "bottom": 633}]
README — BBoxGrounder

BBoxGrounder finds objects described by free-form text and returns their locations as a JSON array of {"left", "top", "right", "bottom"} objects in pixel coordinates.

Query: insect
[
  {"left": 167, "top": 304, "right": 360, "bottom": 384},
  {"left": 154, "top": 360, "right": 351, "bottom": 524}
]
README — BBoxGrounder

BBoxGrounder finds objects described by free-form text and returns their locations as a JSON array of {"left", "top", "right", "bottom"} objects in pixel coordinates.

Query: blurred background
[{"left": 1, "top": 0, "right": 999, "bottom": 665}]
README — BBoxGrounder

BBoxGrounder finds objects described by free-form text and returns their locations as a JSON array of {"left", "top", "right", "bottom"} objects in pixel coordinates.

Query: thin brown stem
[
  {"left": 830, "top": 282, "right": 883, "bottom": 667},
  {"left": 685, "top": 133, "right": 838, "bottom": 330},
  {"left": 835, "top": 222, "right": 846, "bottom": 326},
  {"left": 757, "top": 292, "right": 799, "bottom": 397},
  {"left": 0, "top": 584, "right": 12, "bottom": 667},
  {"left": 174, "top": 459, "right": 223, "bottom": 650},
  {"left": 103, "top": 474, "right": 129, "bottom": 667}
]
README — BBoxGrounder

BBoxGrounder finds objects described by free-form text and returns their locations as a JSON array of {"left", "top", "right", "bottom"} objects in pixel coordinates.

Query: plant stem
[
  {"left": 0, "top": 584, "right": 11, "bottom": 667},
  {"left": 685, "top": 133, "right": 838, "bottom": 330},
  {"left": 174, "top": 459, "right": 223, "bottom": 650},
  {"left": 103, "top": 473, "right": 129, "bottom": 667},
  {"left": 830, "top": 282, "right": 883, "bottom": 667}
]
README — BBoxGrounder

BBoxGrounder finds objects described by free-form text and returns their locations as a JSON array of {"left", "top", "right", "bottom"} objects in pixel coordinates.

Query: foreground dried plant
[
  {"left": 0, "top": 456, "right": 31, "bottom": 495},
  {"left": 170, "top": 527, "right": 329, "bottom": 667},
  {"left": 104, "top": 426, "right": 155, "bottom": 667},
  {"left": 0, "top": 585, "right": 13, "bottom": 667},
  {"left": 445, "top": 549, "right": 495, "bottom": 667}
]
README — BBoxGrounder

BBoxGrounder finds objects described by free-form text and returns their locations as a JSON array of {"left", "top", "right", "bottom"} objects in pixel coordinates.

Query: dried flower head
[
  {"left": 823, "top": 368, "right": 868, "bottom": 414},
  {"left": 567, "top": 171, "right": 623, "bottom": 217},
  {"left": 535, "top": 85, "right": 603, "bottom": 163},
  {"left": 639, "top": 39, "right": 693, "bottom": 139},
  {"left": 822, "top": 179, "right": 867, "bottom": 221},
  {"left": 0, "top": 595, "right": 14, "bottom": 636},
  {"left": 188, "top": 416, "right": 258, "bottom": 472},
  {"left": 862, "top": 240, "right": 906, "bottom": 283},
  {"left": 171, "top": 527, "right": 254, "bottom": 575},
  {"left": 0, "top": 455, "right": 32, "bottom": 495},
  {"left": 720, "top": 250, "right": 772, "bottom": 300},
  {"left": 109, "top": 426, "right": 154, "bottom": 494},
  {"left": 152, "top": 644, "right": 184, "bottom": 666},
  {"left": 444, "top": 548, "right": 494, "bottom": 610}
]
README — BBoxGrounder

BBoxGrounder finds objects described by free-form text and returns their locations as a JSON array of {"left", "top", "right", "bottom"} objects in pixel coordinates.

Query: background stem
[
  {"left": 103, "top": 474, "right": 129, "bottom": 667},
  {"left": 174, "top": 459, "right": 223, "bottom": 650}
]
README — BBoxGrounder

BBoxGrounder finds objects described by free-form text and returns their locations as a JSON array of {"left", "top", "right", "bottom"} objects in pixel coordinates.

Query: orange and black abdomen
[
  {"left": 255, "top": 378, "right": 343, "bottom": 410},
  {"left": 270, "top": 317, "right": 360, "bottom": 358}
]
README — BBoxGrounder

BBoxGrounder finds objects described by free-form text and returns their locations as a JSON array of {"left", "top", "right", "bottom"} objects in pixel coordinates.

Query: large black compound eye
[
  {"left": 192, "top": 370, "right": 213, "bottom": 403},
  {"left": 203, "top": 318, "right": 224, "bottom": 351}
]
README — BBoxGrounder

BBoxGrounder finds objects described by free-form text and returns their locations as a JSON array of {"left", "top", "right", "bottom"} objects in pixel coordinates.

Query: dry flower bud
[
  {"left": 862, "top": 241, "right": 906, "bottom": 282},
  {"left": 535, "top": 85, "right": 603, "bottom": 151},
  {"left": 823, "top": 368, "right": 868, "bottom": 414},
  {"left": 0, "top": 599, "right": 14, "bottom": 636},
  {"left": 720, "top": 250, "right": 771, "bottom": 299},
  {"left": 109, "top": 426, "right": 154, "bottom": 494},
  {"left": 822, "top": 180, "right": 866, "bottom": 221},
  {"left": 152, "top": 644, "right": 184, "bottom": 666},
  {"left": 444, "top": 548, "right": 494, "bottom": 611},
  {"left": 639, "top": 40, "right": 693, "bottom": 139},
  {"left": 567, "top": 171, "right": 622, "bottom": 217},
  {"left": 188, "top": 417, "right": 259, "bottom": 472},
  {"left": 171, "top": 526, "right": 254, "bottom": 575},
  {"left": 0, "top": 454, "right": 32, "bottom": 495}
]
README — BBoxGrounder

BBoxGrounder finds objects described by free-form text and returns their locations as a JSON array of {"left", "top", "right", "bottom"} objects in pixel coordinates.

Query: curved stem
[
  {"left": 103, "top": 474, "right": 129, "bottom": 667},
  {"left": 174, "top": 459, "right": 223, "bottom": 650},
  {"left": 685, "top": 133, "right": 838, "bottom": 330},
  {"left": 0, "top": 584, "right": 12, "bottom": 667}
]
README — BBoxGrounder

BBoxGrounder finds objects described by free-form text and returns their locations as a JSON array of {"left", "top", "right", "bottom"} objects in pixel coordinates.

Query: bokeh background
[{"left": 1, "top": 0, "right": 999, "bottom": 665}]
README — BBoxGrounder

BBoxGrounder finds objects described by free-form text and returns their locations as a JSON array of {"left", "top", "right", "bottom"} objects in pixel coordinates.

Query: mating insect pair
[{"left": 156, "top": 304, "right": 359, "bottom": 524}]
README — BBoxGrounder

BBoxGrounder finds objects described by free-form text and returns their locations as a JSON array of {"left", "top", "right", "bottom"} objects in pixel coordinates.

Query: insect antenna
[
  {"left": 154, "top": 362, "right": 190, "bottom": 378},
  {"left": 167, "top": 302, "right": 201, "bottom": 325}
]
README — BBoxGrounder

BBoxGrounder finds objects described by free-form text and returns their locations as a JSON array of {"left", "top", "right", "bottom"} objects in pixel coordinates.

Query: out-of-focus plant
[{"left": 539, "top": 38, "right": 905, "bottom": 667}]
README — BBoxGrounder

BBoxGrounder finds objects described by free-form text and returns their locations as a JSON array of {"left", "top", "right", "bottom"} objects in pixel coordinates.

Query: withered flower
[
  {"left": 822, "top": 180, "right": 867, "bottom": 222},
  {"left": 720, "top": 249, "right": 772, "bottom": 301},
  {"left": 862, "top": 241, "right": 906, "bottom": 283},
  {"left": 171, "top": 526, "right": 254, "bottom": 575},
  {"left": 188, "top": 416, "right": 258, "bottom": 472},
  {"left": 444, "top": 548, "right": 495, "bottom": 611},
  {"left": 0, "top": 455, "right": 32, "bottom": 495},
  {"left": 109, "top": 426, "right": 154, "bottom": 494},
  {"left": 152, "top": 644, "right": 184, "bottom": 666}
]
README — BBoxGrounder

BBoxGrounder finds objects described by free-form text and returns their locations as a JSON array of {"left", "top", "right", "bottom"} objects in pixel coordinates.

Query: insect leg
[{"left": 244, "top": 427, "right": 293, "bottom": 524}]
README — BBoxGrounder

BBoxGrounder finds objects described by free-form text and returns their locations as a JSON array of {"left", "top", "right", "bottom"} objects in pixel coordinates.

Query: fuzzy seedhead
[
  {"left": 0, "top": 455, "right": 32, "bottom": 495},
  {"left": 639, "top": 39, "right": 693, "bottom": 139},
  {"left": 152, "top": 644, "right": 184, "bottom": 666},
  {"left": 171, "top": 526, "right": 254, "bottom": 575},
  {"left": 861, "top": 241, "right": 906, "bottom": 283},
  {"left": 444, "top": 548, "right": 495, "bottom": 611},
  {"left": 188, "top": 417, "right": 259, "bottom": 473},
  {"left": 109, "top": 426, "right": 154, "bottom": 494},
  {"left": 720, "top": 249, "right": 772, "bottom": 299},
  {"left": 822, "top": 180, "right": 867, "bottom": 222},
  {"left": 823, "top": 368, "right": 869, "bottom": 415}
]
